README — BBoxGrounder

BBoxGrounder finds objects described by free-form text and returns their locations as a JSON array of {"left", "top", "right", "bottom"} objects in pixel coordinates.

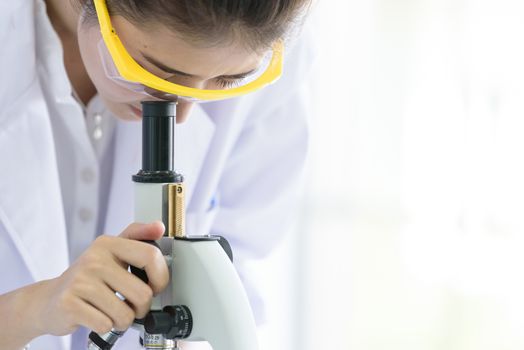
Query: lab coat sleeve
[
  {"left": 213, "top": 28, "right": 315, "bottom": 255},
  {"left": 213, "top": 89, "right": 311, "bottom": 257},
  {"left": 210, "top": 37, "right": 314, "bottom": 321}
]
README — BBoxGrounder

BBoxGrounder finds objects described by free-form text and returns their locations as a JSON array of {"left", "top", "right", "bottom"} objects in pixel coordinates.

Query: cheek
[
  {"left": 78, "top": 25, "right": 144, "bottom": 105},
  {"left": 176, "top": 102, "right": 195, "bottom": 124},
  {"left": 101, "top": 97, "right": 142, "bottom": 121}
]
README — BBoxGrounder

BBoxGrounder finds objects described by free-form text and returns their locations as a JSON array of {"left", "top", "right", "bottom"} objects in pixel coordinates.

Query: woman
[{"left": 0, "top": 0, "right": 312, "bottom": 349}]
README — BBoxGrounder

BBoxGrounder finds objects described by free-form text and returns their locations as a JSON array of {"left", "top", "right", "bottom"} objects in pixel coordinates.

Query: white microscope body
[{"left": 88, "top": 101, "right": 258, "bottom": 350}]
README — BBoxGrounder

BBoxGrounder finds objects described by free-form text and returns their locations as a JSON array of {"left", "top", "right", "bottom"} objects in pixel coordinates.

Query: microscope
[{"left": 87, "top": 101, "right": 259, "bottom": 350}]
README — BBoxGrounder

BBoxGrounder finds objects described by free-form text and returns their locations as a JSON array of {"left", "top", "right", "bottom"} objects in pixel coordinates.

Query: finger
[
  {"left": 96, "top": 236, "right": 169, "bottom": 294},
  {"left": 102, "top": 267, "right": 153, "bottom": 318},
  {"left": 79, "top": 282, "right": 135, "bottom": 331},
  {"left": 119, "top": 221, "right": 165, "bottom": 241},
  {"left": 74, "top": 298, "right": 113, "bottom": 334}
]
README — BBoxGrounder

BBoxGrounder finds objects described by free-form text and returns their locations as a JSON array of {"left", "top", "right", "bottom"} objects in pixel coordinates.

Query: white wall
[{"left": 290, "top": 0, "right": 524, "bottom": 349}]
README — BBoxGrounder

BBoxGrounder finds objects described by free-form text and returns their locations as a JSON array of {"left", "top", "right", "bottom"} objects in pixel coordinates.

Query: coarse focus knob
[{"left": 144, "top": 305, "right": 193, "bottom": 340}]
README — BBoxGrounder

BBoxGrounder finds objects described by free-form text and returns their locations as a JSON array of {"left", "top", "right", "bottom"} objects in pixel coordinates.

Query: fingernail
[{"left": 153, "top": 220, "right": 165, "bottom": 231}]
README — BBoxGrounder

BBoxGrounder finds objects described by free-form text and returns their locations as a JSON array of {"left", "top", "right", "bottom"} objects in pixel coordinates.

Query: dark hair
[{"left": 77, "top": 0, "right": 311, "bottom": 51}]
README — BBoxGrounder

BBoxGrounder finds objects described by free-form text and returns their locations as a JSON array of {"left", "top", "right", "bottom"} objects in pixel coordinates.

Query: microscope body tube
[{"left": 134, "top": 182, "right": 175, "bottom": 312}]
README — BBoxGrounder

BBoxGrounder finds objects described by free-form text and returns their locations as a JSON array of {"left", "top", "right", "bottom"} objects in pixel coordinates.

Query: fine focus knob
[{"left": 144, "top": 305, "right": 193, "bottom": 340}]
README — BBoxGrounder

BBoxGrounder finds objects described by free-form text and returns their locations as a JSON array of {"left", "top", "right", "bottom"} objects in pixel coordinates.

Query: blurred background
[{"left": 251, "top": 0, "right": 524, "bottom": 349}]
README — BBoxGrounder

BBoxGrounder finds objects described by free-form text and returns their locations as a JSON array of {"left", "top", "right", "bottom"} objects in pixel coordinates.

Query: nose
[
  {"left": 176, "top": 102, "right": 195, "bottom": 124},
  {"left": 172, "top": 81, "right": 205, "bottom": 124}
]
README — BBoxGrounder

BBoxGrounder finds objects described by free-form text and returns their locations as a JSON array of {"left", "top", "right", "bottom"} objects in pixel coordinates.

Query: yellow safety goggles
[{"left": 93, "top": 0, "right": 284, "bottom": 102}]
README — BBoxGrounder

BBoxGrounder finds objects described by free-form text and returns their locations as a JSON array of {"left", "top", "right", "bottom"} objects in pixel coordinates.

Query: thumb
[{"left": 119, "top": 221, "right": 165, "bottom": 241}]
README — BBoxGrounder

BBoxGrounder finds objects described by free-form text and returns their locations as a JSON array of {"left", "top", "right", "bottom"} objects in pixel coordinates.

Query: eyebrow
[{"left": 140, "top": 51, "right": 257, "bottom": 80}]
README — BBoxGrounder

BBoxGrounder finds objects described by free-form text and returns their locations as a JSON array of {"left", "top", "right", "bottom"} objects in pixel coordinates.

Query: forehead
[{"left": 110, "top": 16, "right": 264, "bottom": 78}]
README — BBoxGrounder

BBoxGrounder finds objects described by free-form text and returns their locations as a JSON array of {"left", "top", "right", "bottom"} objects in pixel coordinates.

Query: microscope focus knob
[{"left": 144, "top": 305, "right": 193, "bottom": 339}]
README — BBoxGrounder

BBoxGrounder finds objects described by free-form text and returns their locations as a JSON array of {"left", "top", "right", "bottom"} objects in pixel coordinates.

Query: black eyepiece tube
[
  {"left": 132, "top": 101, "right": 183, "bottom": 183},
  {"left": 141, "top": 101, "right": 176, "bottom": 172}
]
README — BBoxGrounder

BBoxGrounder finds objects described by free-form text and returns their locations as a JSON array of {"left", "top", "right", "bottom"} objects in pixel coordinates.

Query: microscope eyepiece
[
  {"left": 133, "top": 101, "right": 183, "bottom": 183},
  {"left": 141, "top": 101, "right": 176, "bottom": 173},
  {"left": 141, "top": 100, "right": 176, "bottom": 117}
]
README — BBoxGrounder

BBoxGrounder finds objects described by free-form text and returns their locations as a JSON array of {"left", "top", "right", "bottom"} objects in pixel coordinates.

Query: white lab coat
[{"left": 0, "top": 1, "right": 312, "bottom": 349}]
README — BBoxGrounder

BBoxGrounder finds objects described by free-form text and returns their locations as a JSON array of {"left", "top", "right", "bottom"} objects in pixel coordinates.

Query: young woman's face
[{"left": 78, "top": 15, "right": 264, "bottom": 123}]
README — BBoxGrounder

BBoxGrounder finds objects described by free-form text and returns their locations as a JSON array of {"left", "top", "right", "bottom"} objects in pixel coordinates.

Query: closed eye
[
  {"left": 140, "top": 51, "right": 259, "bottom": 82},
  {"left": 215, "top": 78, "right": 245, "bottom": 89}
]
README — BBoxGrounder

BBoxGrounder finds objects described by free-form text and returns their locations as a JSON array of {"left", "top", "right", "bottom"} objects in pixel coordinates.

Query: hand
[{"left": 35, "top": 222, "right": 168, "bottom": 336}]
